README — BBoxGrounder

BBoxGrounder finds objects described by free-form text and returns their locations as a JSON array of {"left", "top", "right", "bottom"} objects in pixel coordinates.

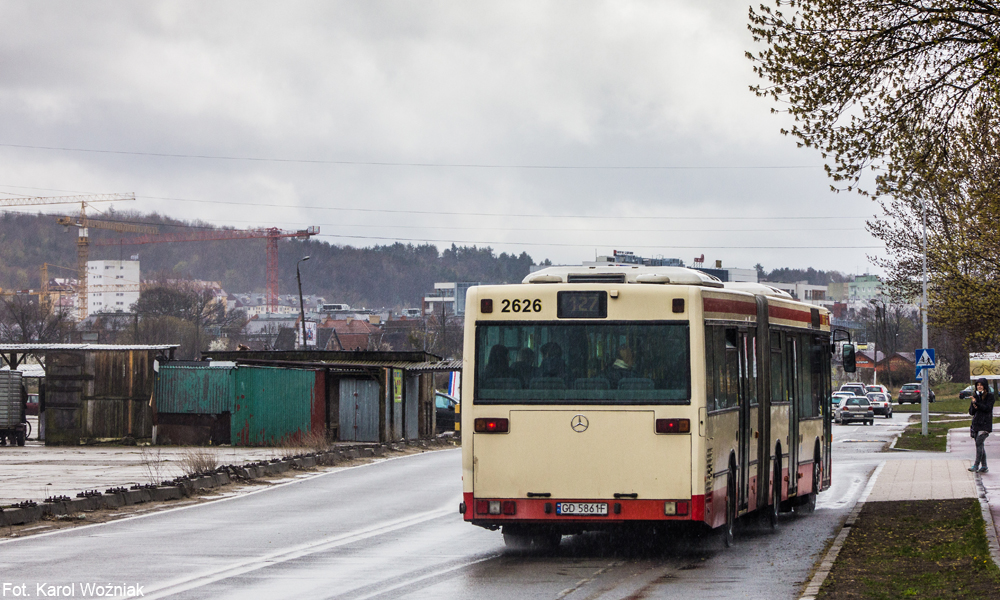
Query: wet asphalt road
[{"left": 0, "top": 418, "right": 917, "bottom": 600}]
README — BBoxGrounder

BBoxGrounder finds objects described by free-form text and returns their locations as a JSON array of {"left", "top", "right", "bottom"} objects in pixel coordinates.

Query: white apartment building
[{"left": 87, "top": 260, "right": 140, "bottom": 317}]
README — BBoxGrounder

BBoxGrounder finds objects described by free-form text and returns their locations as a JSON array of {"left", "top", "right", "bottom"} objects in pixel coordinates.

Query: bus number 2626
[{"left": 501, "top": 299, "right": 541, "bottom": 313}]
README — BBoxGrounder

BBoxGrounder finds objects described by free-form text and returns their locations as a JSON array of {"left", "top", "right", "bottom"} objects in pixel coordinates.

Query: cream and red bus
[{"left": 459, "top": 265, "right": 832, "bottom": 548}]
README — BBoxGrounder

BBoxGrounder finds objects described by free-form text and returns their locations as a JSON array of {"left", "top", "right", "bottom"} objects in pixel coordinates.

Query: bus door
[
  {"left": 818, "top": 334, "right": 833, "bottom": 489},
  {"left": 737, "top": 329, "right": 752, "bottom": 512},
  {"left": 755, "top": 296, "right": 772, "bottom": 514},
  {"left": 786, "top": 335, "right": 799, "bottom": 497}
]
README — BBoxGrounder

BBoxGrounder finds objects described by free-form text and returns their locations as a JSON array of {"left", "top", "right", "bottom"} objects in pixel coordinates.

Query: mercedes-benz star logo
[{"left": 571, "top": 415, "right": 589, "bottom": 433}]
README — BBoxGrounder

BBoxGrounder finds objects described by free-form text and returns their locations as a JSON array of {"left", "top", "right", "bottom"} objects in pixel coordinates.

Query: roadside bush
[
  {"left": 180, "top": 448, "right": 219, "bottom": 475},
  {"left": 929, "top": 359, "right": 952, "bottom": 385}
]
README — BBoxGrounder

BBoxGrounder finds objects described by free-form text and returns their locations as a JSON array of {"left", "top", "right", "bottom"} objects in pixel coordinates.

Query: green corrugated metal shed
[
  {"left": 154, "top": 365, "right": 235, "bottom": 414},
  {"left": 232, "top": 366, "right": 324, "bottom": 446}
]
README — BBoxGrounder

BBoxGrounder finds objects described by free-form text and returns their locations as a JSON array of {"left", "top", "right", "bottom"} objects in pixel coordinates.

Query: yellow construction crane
[
  {"left": 0, "top": 193, "right": 136, "bottom": 320},
  {"left": 55, "top": 206, "right": 156, "bottom": 321}
]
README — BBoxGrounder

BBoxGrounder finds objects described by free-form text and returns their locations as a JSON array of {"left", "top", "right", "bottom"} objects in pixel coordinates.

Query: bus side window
[
  {"left": 714, "top": 326, "right": 728, "bottom": 409},
  {"left": 770, "top": 332, "right": 784, "bottom": 404},
  {"left": 747, "top": 331, "right": 758, "bottom": 406},
  {"left": 797, "top": 333, "right": 813, "bottom": 418},
  {"left": 725, "top": 328, "right": 739, "bottom": 408},
  {"left": 705, "top": 325, "right": 715, "bottom": 410}
]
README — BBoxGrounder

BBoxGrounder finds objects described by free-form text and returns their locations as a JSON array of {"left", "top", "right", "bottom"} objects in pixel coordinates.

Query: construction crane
[
  {"left": 96, "top": 226, "right": 320, "bottom": 313},
  {"left": 0, "top": 193, "right": 134, "bottom": 209},
  {"left": 57, "top": 212, "right": 156, "bottom": 320},
  {"left": 0, "top": 193, "right": 136, "bottom": 320}
]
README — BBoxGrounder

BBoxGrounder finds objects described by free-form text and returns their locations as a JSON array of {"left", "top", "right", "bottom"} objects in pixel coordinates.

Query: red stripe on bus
[
  {"left": 465, "top": 496, "right": 705, "bottom": 523},
  {"left": 703, "top": 297, "right": 756, "bottom": 317},
  {"left": 768, "top": 304, "right": 812, "bottom": 324}
]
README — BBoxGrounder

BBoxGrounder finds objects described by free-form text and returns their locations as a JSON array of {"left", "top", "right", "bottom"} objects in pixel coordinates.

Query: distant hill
[
  {"left": 0, "top": 210, "right": 537, "bottom": 309},
  {"left": 758, "top": 264, "right": 851, "bottom": 286}
]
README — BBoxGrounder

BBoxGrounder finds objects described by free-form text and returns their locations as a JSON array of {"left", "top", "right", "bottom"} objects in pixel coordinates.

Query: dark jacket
[{"left": 970, "top": 391, "right": 995, "bottom": 433}]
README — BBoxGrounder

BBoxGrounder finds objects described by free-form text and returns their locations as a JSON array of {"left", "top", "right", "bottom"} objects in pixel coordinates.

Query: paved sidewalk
[
  {"left": 866, "top": 458, "right": 976, "bottom": 501},
  {"left": 949, "top": 427, "right": 1000, "bottom": 542}
]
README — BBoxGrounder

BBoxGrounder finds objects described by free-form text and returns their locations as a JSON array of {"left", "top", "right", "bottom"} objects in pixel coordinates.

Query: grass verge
[
  {"left": 894, "top": 397, "right": 970, "bottom": 414},
  {"left": 893, "top": 416, "right": 1000, "bottom": 452},
  {"left": 817, "top": 499, "right": 1000, "bottom": 599},
  {"left": 895, "top": 417, "right": 972, "bottom": 452}
]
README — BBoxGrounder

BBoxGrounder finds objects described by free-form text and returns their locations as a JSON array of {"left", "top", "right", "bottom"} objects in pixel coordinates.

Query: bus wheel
[
  {"left": 534, "top": 532, "right": 561, "bottom": 550},
  {"left": 722, "top": 471, "right": 736, "bottom": 547},
  {"left": 502, "top": 527, "right": 533, "bottom": 550}
]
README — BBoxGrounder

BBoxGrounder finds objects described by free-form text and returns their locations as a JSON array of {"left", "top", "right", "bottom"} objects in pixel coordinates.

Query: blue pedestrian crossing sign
[{"left": 916, "top": 348, "right": 936, "bottom": 369}]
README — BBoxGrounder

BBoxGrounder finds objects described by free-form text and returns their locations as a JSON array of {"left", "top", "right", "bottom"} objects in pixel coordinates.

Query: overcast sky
[{"left": 0, "top": 1, "right": 884, "bottom": 275}]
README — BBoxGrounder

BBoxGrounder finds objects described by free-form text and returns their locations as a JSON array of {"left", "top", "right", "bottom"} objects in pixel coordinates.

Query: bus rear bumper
[{"left": 463, "top": 492, "right": 705, "bottom": 525}]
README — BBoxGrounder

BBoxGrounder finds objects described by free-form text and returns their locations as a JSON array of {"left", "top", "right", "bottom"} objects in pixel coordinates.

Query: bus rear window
[{"left": 474, "top": 321, "right": 690, "bottom": 405}]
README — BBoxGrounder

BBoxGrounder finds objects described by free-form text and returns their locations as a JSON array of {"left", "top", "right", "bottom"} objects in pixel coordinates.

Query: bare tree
[{"left": 0, "top": 294, "right": 71, "bottom": 343}]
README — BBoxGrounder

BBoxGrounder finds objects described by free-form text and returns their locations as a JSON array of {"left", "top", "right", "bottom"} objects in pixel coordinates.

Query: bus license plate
[{"left": 555, "top": 502, "right": 608, "bottom": 516}]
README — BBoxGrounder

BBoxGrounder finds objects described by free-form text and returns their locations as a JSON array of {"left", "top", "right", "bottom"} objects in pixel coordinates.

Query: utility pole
[
  {"left": 921, "top": 196, "right": 929, "bottom": 436},
  {"left": 440, "top": 301, "right": 446, "bottom": 357},
  {"left": 296, "top": 256, "right": 311, "bottom": 350}
]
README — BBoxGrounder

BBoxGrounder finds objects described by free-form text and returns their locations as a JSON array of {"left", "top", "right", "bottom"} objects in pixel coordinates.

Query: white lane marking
[
  {"left": 138, "top": 499, "right": 462, "bottom": 600},
  {"left": 346, "top": 554, "right": 501, "bottom": 600},
  {"left": 0, "top": 448, "right": 461, "bottom": 546},
  {"left": 556, "top": 562, "right": 622, "bottom": 599}
]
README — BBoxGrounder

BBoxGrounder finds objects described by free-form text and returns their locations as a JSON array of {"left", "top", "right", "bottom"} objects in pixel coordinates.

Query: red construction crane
[{"left": 95, "top": 226, "right": 320, "bottom": 313}]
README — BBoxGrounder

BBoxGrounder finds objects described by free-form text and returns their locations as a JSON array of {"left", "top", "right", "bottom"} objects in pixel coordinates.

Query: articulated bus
[{"left": 460, "top": 265, "right": 833, "bottom": 548}]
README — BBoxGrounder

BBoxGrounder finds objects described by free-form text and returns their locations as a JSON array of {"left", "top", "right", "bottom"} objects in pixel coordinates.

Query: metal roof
[
  {"left": 317, "top": 359, "right": 462, "bottom": 372},
  {"left": 198, "top": 357, "right": 462, "bottom": 373},
  {"left": 0, "top": 344, "right": 179, "bottom": 351}
]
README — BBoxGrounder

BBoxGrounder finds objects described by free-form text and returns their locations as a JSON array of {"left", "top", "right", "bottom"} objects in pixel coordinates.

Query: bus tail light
[
  {"left": 475, "top": 499, "right": 515, "bottom": 516},
  {"left": 475, "top": 418, "right": 509, "bottom": 433},
  {"left": 655, "top": 418, "right": 690, "bottom": 434},
  {"left": 664, "top": 500, "right": 690, "bottom": 516}
]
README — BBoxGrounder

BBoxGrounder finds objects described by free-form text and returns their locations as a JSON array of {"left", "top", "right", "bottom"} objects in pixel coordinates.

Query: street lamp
[{"left": 296, "top": 256, "right": 311, "bottom": 350}]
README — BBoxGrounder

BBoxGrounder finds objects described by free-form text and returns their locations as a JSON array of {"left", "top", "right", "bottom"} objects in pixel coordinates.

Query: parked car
[
  {"left": 866, "top": 385, "right": 892, "bottom": 401},
  {"left": 25, "top": 393, "right": 38, "bottom": 416},
  {"left": 835, "top": 397, "right": 875, "bottom": 425},
  {"left": 831, "top": 391, "right": 853, "bottom": 406},
  {"left": 435, "top": 391, "right": 459, "bottom": 434},
  {"left": 840, "top": 383, "right": 869, "bottom": 397},
  {"left": 866, "top": 392, "right": 893, "bottom": 418},
  {"left": 897, "top": 383, "right": 935, "bottom": 403}
]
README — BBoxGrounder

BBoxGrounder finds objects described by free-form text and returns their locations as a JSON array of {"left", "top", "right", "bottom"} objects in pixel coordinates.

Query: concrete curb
[
  {"left": 799, "top": 460, "right": 886, "bottom": 600},
  {"left": 0, "top": 440, "right": 447, "bottom": 529}
]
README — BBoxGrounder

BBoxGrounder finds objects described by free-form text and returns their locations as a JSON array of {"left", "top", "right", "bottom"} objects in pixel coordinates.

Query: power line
[
  {"left": 314, "top": 232, "right": 882, "bottom": 250},
  {"left": 24, "top": 209, "right": 872, "bottom": 234},
  {"left": 0, "top": 143, "right": 824, "bottom": 170},
  {"left": 0, "top": 184, "right": 877, "bottom": 221},
  {"left": 144, "top": 195, "right": 869, "bottom": 220}
]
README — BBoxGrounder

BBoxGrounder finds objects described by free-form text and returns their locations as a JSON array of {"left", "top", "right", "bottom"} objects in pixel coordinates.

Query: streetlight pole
[
  {"left": 296, "top": 256, "right": 311, "bottom": 350},
  {"left": 921, "top": 196, "right": 929, "bottom": 436}
]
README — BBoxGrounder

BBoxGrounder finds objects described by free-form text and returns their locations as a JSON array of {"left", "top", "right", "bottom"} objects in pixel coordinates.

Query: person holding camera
[{"left": 969, "top": 377, "right": 995, "bottom": 473}]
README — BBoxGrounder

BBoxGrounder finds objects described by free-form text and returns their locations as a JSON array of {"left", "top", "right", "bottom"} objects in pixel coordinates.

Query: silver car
[{"left": 835, "top": 397, "right": 874, "bottom": 425}]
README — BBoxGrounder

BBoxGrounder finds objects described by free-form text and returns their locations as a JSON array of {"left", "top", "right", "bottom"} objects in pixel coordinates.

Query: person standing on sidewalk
[{"left": 969, "top": 377, "right": 995, "bottom": 473}]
